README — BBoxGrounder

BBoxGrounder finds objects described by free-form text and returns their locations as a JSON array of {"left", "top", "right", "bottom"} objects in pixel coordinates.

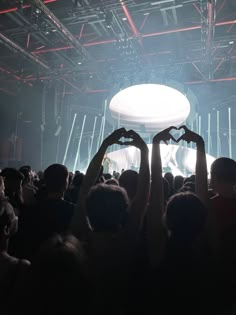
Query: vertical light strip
[
  {"left": 228, "top": 107, "right": 232, "bottom": 158},
  {"left": 73, "top": 114, "right": 87, "bottom": 172},
  {"left": 62, "top": 113, "right": 77, "bottom": 165},
  {"left": 216, "top": 110, "right": 220, "bottom": 157}
]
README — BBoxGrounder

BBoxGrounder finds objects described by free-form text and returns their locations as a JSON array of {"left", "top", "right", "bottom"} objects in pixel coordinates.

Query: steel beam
[{"left": 0, "top": 32, "right": 49, "bottom": 70}]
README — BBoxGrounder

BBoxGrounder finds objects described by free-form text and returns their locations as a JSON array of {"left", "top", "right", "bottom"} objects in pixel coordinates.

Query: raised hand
[
  {"left": 153, "top": 126, "right": 177, "bottom": 145},
  {"left": 121, "top": 129, "right": 148, "bottom": 151},
  {"left": 177, "top": 125, "right": 204, "bottom": 145},
  {"left": 103, "top": 128, "right": 127, "bottom": 147}
]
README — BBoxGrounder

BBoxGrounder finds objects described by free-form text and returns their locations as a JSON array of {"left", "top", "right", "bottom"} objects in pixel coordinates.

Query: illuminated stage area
[
  {"left": 109, "top": 84, "right": 191, "bottom": 132},
  {"left": 105, "top": 144, "right": 215, "bottom": 177}
]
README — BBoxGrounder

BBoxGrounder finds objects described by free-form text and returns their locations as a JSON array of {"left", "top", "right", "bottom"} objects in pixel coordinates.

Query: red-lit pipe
[
  {"left": 213, "top": 58, "right": 224, "bottom": 74},
  {"left": 87, "top": 77, "right": 236, "bottom": 91},
  {"left": 216, "top": 0, "right": 226, "bottom": 16},
  {"left": 32, "top": 40, "right": 116, "bottom": 54},
  {"left": 206, "top": 1, "right": 214, "bottom": 56},
  {"left": 61, "top": 77, "right": 236, "bottom": 93},
  {"left": 26, "top": 32, "right": 30, "bottom": 49},
  {"left": 31, "top": 20, "right": 236, "bottom": 54},
  {"left": 140, "top": 14, "right": 149, "bottom": 31},
  {"left": 0, "top": 0, "right": 57, "bottom": 15},
  {"left": 83, "top": 39, "right": 116, "bottom": 47},
  {"left": 192, "top": 3, "right": 202, "bottom": 16},
  {"left": 62, "top": 78, "right": 81, "bottom": 92},
  {"left": 79, "top": 24, "right": 84, "bottom": 40},
  {"left": 216, "top": 20, "right": 236, "bottom": 26},
  {"left": 192, "top": 63, "right": 203, "bottom": 76},
  {"left": 85, "top": 89, "right": 108, "bottom": 93},
  {"left": 0, "top": 87, "right": 16, "bottom": 96},
  {"left": 0, "top": 66, "right": 21, "bottom": 80},
  {"left": 185, "top": 77, "right": 236, "bottom": 85},
  {"left": 142, "top": 25, "right": 201, "bottom": 38},
  {"left": 227, "top": 24, "right": 234, "bottom": 33},
  {"left": 119, "top": 0, "right": 139, "bottom": 36},
  {"left": 119, "top": 0, "right": 149, "bottom": 58},
  {"left": 33, "top": 45, "right": 73, "bottom": 54},
  {"left": 211, "top": 77, "right": 236, "bottom": 82}
]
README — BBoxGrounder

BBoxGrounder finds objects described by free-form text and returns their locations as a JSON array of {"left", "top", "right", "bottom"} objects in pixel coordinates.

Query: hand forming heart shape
[{"left": 169, "top": 126, "right": 187, "bottom": 143}]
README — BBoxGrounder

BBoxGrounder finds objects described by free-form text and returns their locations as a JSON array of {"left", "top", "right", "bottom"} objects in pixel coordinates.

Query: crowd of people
[{"left": 0, "top": 125, "right": 236, "bottom": 314}]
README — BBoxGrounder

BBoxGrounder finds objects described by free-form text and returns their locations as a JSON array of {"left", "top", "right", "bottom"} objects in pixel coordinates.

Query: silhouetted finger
[
  {"left": 169, "top": 134, "right": 176, "bottom": 142},
  {"left": 178, "top": 125, "right": 188, "bottom": 132},
  {"left": 125, "top": 130, "right": 136, "bottom": 138},
  {"left": 176, "top": 135, "right": 184, "bottom": 143},
  {"left": 116, "top": 140, "right": 124, "bottom": 145},
  {"left": 167, "top": 126, "right": 178, "bottom": 131}
]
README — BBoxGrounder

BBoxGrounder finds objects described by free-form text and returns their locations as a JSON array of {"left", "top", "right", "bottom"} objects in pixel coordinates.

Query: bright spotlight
[{"left": 109, "top": 84, "right": 191, "bottom": 131}]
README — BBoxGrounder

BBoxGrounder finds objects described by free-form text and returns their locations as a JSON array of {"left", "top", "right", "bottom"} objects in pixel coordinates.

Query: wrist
[
  {"left": 153, "top": 138, "right": 161, "bottom": 144},
  {"left": 196, "top": 137, "right": 204, "bottom": 147},
  {"left": 140, "top": 143, "right": 149, "bottom": 152}
]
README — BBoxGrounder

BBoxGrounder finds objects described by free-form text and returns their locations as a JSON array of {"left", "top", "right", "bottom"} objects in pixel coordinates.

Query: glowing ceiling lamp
[{"left": 109, "top": 84, "right": 191, "bottom": 131}]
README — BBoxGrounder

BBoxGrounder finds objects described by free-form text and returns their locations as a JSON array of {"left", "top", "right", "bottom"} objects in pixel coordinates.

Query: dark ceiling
[{"left": 0, "top": 0, "right": 236, "bottom": 96}]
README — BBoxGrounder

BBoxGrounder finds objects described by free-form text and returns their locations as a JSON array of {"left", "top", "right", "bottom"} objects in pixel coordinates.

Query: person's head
[
  {"left": 44, "top": 164, "right": 69, "bottom": 194},
  {"left": 189, "top": 174, "right": 196, "bottom": 183},
  {"left": 165, "top": 192, "right": 207, "bottom": 242},
  {"left": 30, "top": 234, "right": 89, "bottom": 313},
  {"left": 72, "top": 172, "right": 84, "bottom": 188},
  {"left": 119, "top": 170, "right": 138, "bottom": 201},
  {"left": 1, "top": 168, "right": 24, "bottom": 196},
  {"left": 103, "top": 173, "right": 112, "bottom": 181},
  {"left": 114, "top": 172, "right": 120, "bottom": 180},
  {"left": 174, "top": 175, "right": 184, "bottom": 192},
  {"left": 20, "top": 165, "right": 31, "bottom": 172},
  {"left": 180, "top": 182, "right": 195, "bottom": 193},
  {"left": 19, "top": 167, "right": 31, "bottom": 185},
  {"left": 164, "top": 172, "right": 174, "bottom": 188},
  {"left": 210, "top": 157, "right": 236, "bottom": 194},
  {"left": 86, "top": 183, "right": 129, "bottom": 233},
  {"left": 68, "top": 172, "right": 74, "bottom": 187},
  {"left": 0, "top": 199, "right": 18, "bottom": 247},
  {"left": 105, "top": 178, "right": 119, "bottom": 186}
]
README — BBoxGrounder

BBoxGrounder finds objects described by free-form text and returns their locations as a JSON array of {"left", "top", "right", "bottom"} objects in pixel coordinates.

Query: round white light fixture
[{"left": 109, "top": 84, "right": 191, "bottom": 131}]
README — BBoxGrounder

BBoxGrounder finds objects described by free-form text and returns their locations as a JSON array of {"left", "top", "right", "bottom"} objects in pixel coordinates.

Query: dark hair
[
  {"left": 72, "top": 172, "right": 84, "bottom": 187},
  {"left": 103, "top": 173, "right": 112, "bottom": 180},
  {"left": 1, "top": 168, "right": 24, "bottom": 182},
  {"left": 86, "top": 184, "right": 129, "bottom": 232},
  {"left": 19, "top": 168, "right": 31, "bottom": 185},
  {"left": 44, "top": 164, "right": 69, "bottom": 193},
  {"left": 174, "top": 175, "right": 184, "bottom": 191},
  {"left": 19, "top": 165, "right": 31, "bottom": 172},
  {"left": 164, "top": 172, "right": 174, "bottom": 185},
  {"left": 211, "top": 157, "right": 236, "bottom": 184},
  {"left": 119, "top": 170, "right": 138, "bottom": 201},
  {"left": 105, "top": 178, "right": 119, "bottom": 186},
  {"left": 180, "top": 182, "right": 195, "bottom": 193},
  {"left": 165, "top": 192, "right": 207, "bottom": 240}
]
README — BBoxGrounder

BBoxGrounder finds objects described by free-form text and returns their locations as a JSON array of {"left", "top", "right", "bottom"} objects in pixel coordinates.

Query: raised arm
[
  {"left": 122, "top": 130, "right": 150, "bottom": 232},
  {"left": 177, "top": 126, "right": 208, "bottom": 206},
  {"left": 70, "top": 128, "right": 126, "bottom": 238},
  {"left": 147, "top": 127, "right": 176, "bottom": 267}
]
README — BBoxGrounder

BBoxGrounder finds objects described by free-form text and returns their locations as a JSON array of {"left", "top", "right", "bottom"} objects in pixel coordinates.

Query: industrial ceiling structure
[{"left": 0, "top": 0, "right": 236, "bottom": 96}]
